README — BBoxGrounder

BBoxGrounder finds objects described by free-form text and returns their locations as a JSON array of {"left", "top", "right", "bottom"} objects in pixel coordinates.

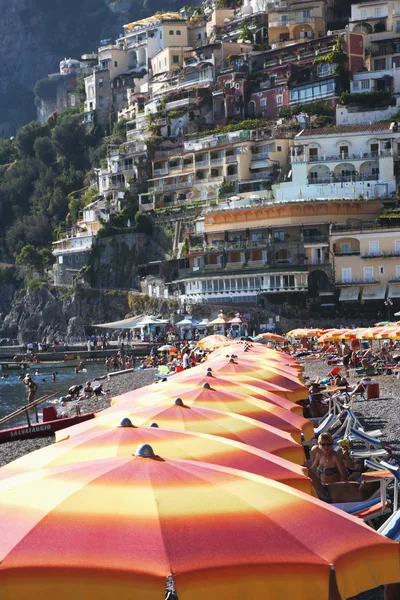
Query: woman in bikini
[{"left": 310, "top": 432, "right": 348, "bottom": 502}]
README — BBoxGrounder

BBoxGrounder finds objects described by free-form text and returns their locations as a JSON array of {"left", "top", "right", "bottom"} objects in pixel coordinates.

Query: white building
[{"left": 275, "top": 122, "right": 397, "bottom": 201}]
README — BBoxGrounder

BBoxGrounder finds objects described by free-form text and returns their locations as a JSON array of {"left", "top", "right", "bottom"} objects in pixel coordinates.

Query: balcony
[
  {"left": 334, "top": 251, "right": 360, "bottom": 256},
  {"left": 251, "top": 152, "right": 270, "bottom": 161},
  {"left": 269, "top": 16, "right": 316, "bottom": 27},
  {"left": 225, "top": 155, "right": 237, "bottom": 163},
  {"left": 307, "top": 175, "right": 378, "bottom": 184},
  {"left": 195, "top": 160, "right": 210, "bottom": 168},
  {"left": 303, "top": 235, "right": 328, "bottom": 244},
  {"left": 297, "top": 151, "right": 390, "bottom": 164},
  {"left": 335, "top": 278, "right": 380, "bottom": 286},
  {"left": 154, "top": 147, "right": 185, "bottom": 158},
  {"left": 249, "top": 170, "right": 273, "bottom": 180},
  {"left": 154, "top": 168, "right": 168, "bottom": 176},
  {"left": 165, "top": 97, "right": 197, "bottom": 111},
  {"left": 163, "top": 181, "right": 192, "bottom": 191},
  {"left": 389, "top": 276, "right": 400, "bottom": 282},
  {"left": 226, "top": 174, "right": 238, "bottom": 182},
  {"left": 210, "top": 158, "right": 224, "bottom": 166},
  {"left": 148, "top": 184, "right": 163, "bottom": 193},
  {"left": 361, "top": 251, "right": 385, "bottom": 259}
]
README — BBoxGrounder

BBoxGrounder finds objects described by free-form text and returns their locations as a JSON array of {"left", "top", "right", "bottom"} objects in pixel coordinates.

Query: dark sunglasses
[{"left": 320, "top": 443, "right": 333, "bottom": 447}]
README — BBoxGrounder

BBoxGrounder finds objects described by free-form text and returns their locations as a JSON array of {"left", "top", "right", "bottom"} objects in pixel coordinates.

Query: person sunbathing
[
  {"left": 310, "top": 433, "right": 348, "bottom": 502},
  {"left": 308, "top": 466, "right": 380, "bottom": 504}
]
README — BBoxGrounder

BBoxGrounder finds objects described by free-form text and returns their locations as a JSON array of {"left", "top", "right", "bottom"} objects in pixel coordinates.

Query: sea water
[{"left": 0, "top": 364, "right": 107, "bottom": 427}]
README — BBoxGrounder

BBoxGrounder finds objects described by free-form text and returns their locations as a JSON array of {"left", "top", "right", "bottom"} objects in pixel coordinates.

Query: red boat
[{"left": 0, "top": 407, "right": 95, "bottom": 444}]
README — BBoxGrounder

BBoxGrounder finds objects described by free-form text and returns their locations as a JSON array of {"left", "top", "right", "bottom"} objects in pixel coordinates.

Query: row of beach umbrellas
[
  {"left": 287, "top": 324, "right": 400, "bottom": 341},
  {"left": 0, "top": 336, "right": 399, "bottom": 598}
]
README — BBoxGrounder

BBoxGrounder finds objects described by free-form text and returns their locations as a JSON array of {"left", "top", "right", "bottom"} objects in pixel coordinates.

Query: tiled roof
[{"left": 298, "top": 122, "right": 393, "bottom": 137}]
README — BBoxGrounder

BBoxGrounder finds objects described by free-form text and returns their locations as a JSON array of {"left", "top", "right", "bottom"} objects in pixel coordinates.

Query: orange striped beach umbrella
[
  {"left": 140, "top": 371, "right": 304, "bottom": 415},
  {"left": 223, "top": 345, "right": 304, "bottom": 376},
  {"left": 197, "top": 334, "right": 231, "bottom": 350},
  {"left": 56, "top": 402, "right": 306, "bottom": 464},
  {"left": 1, "top": 453, "right": 399, "bottom": 600},
  {"left": 110, "top": 384, "right": 313, "bottom": 442},
  {"left": 253, "top": 332, "right": 287, "bottom": 342},
  {"left": 0, "top": 423, "right": 311, "bottom": 494},
  {"left": 204, "top": 357, "right": 307, "bottom": 402}
]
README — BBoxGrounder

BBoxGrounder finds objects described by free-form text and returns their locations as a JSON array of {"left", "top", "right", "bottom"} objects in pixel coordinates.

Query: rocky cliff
[
  {"left": 0, "top": 0, "right": 183, "bottom": 136},
  {"left": 0, "top": 285, "right": 178, "bottom": 342}
]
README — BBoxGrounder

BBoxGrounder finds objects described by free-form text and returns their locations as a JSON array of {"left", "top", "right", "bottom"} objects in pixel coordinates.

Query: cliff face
[
  {"left": 0, "top": 0, "right": 183, "bottom": 136},
  {"left": 0, "top": 286, "right": 132, "bottom": 342}
]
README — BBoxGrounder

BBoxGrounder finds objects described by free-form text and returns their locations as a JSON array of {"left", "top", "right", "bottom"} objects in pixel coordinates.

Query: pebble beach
[
  {"left": 0, "top": 368, "right": 157, "bottom": 467},
  {"left": 0, "top": 358, "right": 398, "bottom": 599}
]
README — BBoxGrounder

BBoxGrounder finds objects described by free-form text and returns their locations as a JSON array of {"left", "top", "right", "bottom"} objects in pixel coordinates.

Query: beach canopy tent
[
  {"left": 134, "top": 315, "right": 169, "bottom": 327},
  {"left": 176, "top": 318, "right": 199, "bottom": 327},
  {"left": 93, "top": 315, "right": 144, "bottom": 329}
]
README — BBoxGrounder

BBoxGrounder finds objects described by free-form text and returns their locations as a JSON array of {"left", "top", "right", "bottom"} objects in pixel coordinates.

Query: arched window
[
  {"left": 176, "top": 30, "right": 181, "bottom": 35},
  {"left": 169, "top": 30, "right": 174, "bottom": 35}
]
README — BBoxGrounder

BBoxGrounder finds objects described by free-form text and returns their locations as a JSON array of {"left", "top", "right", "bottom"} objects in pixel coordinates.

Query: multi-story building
[
  {"left": 331, "top": 222, "right": 400, "bottom": 309},
  {"left": 173, "top": 198, "right": 382, "bottom": 305},
  {"left": 275, "top": 121, "right": 397, "bottom": 201},
  {"left": 121, "top": 13, "right": 189, "bottom": 66},
  {"left": 147, "top": 125, "right": 293, "bottom": 209},
  {"left": 98, "top": 140, "right": 149, "bottom": 200},
  {"left": 247, "top": 31, "right": 364, "bottom": 119},
  {"left": 369, "top": 35, "right": 400, "bottom": 71},
  {"left": 267, "top": 0, "right": 328, "bottom": 48},
  {"left": 349, "top": 0, "right": 399, "bottom": 49}
]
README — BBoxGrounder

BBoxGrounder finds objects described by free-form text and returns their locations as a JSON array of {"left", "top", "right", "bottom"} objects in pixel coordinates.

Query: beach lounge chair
[{"left": 333, "top": 461, "right": 398, "bottom": 523}]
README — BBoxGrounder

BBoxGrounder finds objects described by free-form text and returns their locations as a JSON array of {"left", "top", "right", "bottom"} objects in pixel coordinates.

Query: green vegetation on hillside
[{"left": 0, "top": 110, "right": 103, "bottom": 261}]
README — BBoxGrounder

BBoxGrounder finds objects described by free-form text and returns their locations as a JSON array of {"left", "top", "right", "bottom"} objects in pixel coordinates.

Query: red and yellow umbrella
[
  {"left": 204, "top": 357, "right": 307, "bottom": 402},
  {"left": 56, "top": 402, "right": 306, "bottom": 465},
  {"left": 254, "top": 333, "right": 287, "bottom": 342},
  {"left": 197, "top": 334, "right": 231, "bottom": 350},
  {"left": 1, "top": 452, "right": 399, "bottom": 600},
  {"left": 0, "top": 423, "right": 311, "bottom": 494},
  {"left": 164, "top": 373, "right": 303, "bottom": 414},
  {"left": 113, "top": 372, "right": 303, "bottom": 415},
  {"left": 120, "top": 384, "right": 313, "bottom": 442}
]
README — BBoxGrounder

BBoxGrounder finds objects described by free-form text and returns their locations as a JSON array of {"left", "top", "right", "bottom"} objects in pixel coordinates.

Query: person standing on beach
[{"left": 24, "top": 375, "right": 38, "bottom": 405}]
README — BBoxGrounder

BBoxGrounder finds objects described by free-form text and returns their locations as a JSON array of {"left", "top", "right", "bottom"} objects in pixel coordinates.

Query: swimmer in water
[{"left": 52, "top": 372, "right": 56, "bottom": 382}]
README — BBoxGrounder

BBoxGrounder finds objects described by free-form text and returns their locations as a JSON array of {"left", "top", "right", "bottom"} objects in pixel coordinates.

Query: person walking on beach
[{"left": 24, "top": 375, "right": 38, "bottom": 405}]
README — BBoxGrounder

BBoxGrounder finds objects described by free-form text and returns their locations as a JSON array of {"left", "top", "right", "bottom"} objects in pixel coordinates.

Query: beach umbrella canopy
[
  {"left": 286, "top": 328, "right": 324, "bottom": 338},
  {"left": 118, "top": 385, "right": 313, "bottom": 442},
  {"left": 205, "top": 357, "right": 307, "bottom": 402},
  {"left": 111, "top": 367, "right": 303, "bottom": 405},
  {"left": 143, "top": 371, "right": 303, "bottom": 415},
  {"left": 175, "top": 318, "right": 199, "bottom": 327},
  {"left": 0, "top": 424, "right": 311, "bottom": 494},
  {"left": 56, "top": 403, "right": 306, "bottom": 464},
  {"left": 220, "top": 344, "right": 303, "bottom": 373},
  {"left": 1, "top": 452, "right": 399, "bottom": 600},
  {"left": 253, "top": 333, "right": 287, "bottom": 342},
  {"left": 197, "top": 334, "right": 231, "bottom": 350},
  {"left": 158, "top": 345, "right": 177, "bottom": 352}
]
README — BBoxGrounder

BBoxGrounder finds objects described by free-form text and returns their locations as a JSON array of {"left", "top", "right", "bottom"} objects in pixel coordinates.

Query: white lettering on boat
[{"left": 9, "top": 424, "right": 52, "bottom": 437}]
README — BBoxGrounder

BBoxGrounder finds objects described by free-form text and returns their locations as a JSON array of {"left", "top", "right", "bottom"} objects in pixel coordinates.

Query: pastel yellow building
[
  {"left": 175, "top": 199, "right": 382, "bottom": 306},
  {"left": 149, "top": 127, "right": 293, "bottom": 209},
  {"left": 331, "top": 224, "right": 400, "bottom": 305},
  {"left": 268, "top": 0, "right": 327, "bottom": 46}
]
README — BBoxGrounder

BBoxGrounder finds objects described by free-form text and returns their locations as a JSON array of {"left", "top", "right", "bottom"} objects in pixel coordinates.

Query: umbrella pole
[{"left": 329, "top": 568, "right": 341, "bottom": 600}]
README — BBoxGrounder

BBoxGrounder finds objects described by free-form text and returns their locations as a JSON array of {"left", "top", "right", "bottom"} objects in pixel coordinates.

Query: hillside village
[{"left": 36, "top": 0, "right": 400, "bottom": 323}]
